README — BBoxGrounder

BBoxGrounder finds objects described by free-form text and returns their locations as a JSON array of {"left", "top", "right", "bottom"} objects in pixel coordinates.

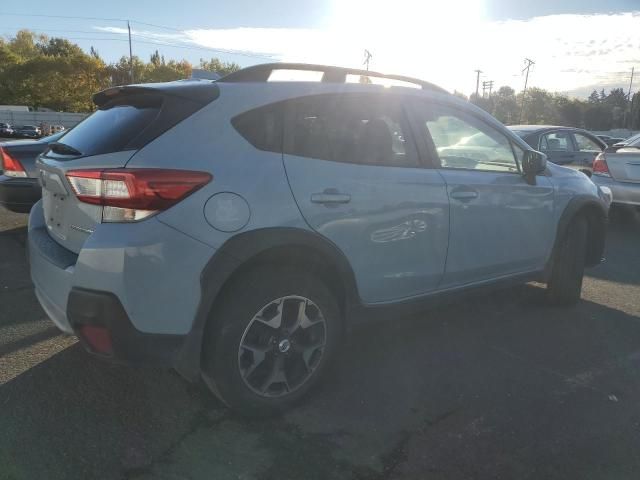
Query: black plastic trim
[
  {"left": 29, "top": 223, "right": 78, "bottom": 269},
  {"left": 67, "top": 288, "right": 185, "bottom": 367},
  {"left": 545, "top": 195, "right": 608, "bottom": 276},
  {"left": 173, "top": 227, "right": 360, "bottom": 380}
]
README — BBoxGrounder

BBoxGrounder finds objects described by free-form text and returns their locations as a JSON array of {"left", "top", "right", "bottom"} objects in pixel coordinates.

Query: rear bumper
[
  {"left": 28, "top": 200, "right": 216, "bottom": 367},
  {"left": 67, "top": 288, "right": 185, "bottom": 366},
  {"left": 0, "top": 175, "right": 41, "bottom": 213},
  {"left": 591, "top": 174, "right": 640, "bottom": 206}
]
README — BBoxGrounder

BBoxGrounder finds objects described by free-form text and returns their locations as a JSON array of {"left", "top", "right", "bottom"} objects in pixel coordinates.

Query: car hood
[{"left": 546, "top": 161, "right": 585, "bottom": 178}]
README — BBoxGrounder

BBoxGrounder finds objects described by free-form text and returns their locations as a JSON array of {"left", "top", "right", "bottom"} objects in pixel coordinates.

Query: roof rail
[{"left": 218, "top": 63, "right": 448, "bottom": 94}]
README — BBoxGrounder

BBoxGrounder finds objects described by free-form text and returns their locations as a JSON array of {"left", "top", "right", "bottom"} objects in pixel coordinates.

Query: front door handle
[
  {"left": 449, "top": 189, "right": 478, "bottom": 202},
  {"left": 311, "top": 189, "right": 351, "bottom": 204}
]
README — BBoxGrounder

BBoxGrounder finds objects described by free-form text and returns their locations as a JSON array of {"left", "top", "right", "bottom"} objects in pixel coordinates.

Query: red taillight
[
  {"left": 66, "top": 169, "right": 212, "bottom": 222},
  {"left": 0, "top": 147, "right": 27, "bottom": 178},
  {"left": 78, "top": 325, "right": 113, "bottom": 355},
  {"left": 593, "top": 153, "right": 610, "bottom": 176}
]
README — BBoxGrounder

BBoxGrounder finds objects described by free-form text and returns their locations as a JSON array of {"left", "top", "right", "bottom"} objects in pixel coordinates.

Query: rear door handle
[
  {"left": 311, "top": 189, "right": 351, "bottom": 204},
  {"left": 449, "top": 189, "right": 478, "bottom": 202}
]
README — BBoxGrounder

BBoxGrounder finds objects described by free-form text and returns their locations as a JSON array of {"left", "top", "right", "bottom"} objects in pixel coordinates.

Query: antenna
[{"left": 363, "top": 49, "right": 373, "bottom": 71}]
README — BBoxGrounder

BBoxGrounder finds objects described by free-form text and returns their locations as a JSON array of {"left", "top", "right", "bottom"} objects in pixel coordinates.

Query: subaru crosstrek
[{"left": 29, "top": 63, "right": 609, "bottom": 415}]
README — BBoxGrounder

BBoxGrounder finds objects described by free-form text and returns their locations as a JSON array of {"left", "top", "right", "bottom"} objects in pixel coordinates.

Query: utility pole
[
  {"left": 627, "top": 67, "right": 635, "bottom": 130},
  {"left": 127, "top": 20, "right": 134, "bottom": 83},
  {"left": 363, "top": 49, "right": 372, "bottom": 71},
  {"left": 474, "top": 69, "right": 482, "bottom": 99},
  {"left": 519, "top": 58, "right": 535, "bottom": 123},
  {"left": 482, "top": 80, "right": 494, "bottom": 98}
]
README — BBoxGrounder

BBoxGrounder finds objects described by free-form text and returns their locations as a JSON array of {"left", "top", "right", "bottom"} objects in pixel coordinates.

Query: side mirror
[{"left": 522, "top": 150, "right": 547, "bottom": 183}]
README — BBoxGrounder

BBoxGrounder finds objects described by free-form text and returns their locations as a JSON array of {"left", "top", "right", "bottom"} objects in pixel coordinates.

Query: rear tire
[
  {"left": 547, "top": 215, "right": 588, "bottom": 306},
  {"left": 201, "top": 266, "right": 341, "bottom": 416}
]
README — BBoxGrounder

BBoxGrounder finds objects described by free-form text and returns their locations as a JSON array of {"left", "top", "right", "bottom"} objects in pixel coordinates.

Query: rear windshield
[{"left": 56, "top": 95, "right": 160, "bottom": 157}]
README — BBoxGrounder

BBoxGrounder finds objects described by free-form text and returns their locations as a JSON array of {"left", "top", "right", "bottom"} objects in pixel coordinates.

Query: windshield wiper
[{"left": 49, "top": 142, "right": 82, "bottom": 156}]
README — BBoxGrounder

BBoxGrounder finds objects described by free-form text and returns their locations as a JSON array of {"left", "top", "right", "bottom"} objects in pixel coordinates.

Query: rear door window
[
  {"left": 55, "top": 95, "right": 161, "bottom": 157},
  {"left": 283, "top": 94, "right": 419, "bottom": 168},
  {"left": 540, "top": 131, "right": 573, "bottom": 152}
]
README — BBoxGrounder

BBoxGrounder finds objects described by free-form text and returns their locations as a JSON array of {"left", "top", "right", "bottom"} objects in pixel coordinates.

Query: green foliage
[
  {"left": 471, "top": 83, "right": 632, "bottom": 130},
  {"left": 198, "top": 58, "right": 241, "bottom": 76},
  {"left": 0, "top": 30, "right": 238, "bottom": 112}
]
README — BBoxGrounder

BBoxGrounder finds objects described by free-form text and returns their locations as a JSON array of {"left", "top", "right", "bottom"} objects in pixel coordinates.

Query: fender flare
[
  {"left": 173, "top": 227, "right": 360, "bottom": 380},
  {"left": 545, "top": 194, "right": 608, "bottom": 276}
]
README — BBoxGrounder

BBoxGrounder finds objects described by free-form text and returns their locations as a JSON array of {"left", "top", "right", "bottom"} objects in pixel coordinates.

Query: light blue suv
[{"left": 28, "top": 64, "right": 609, "bottom": 414}]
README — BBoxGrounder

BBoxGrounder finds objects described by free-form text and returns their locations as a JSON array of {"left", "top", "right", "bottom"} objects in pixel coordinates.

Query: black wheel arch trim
[
  {"left": 545, "top": 194, "right": 608, "bottom": 277},
  {"left": 173, "top": 227, "right": 360, "bottom": 381}
]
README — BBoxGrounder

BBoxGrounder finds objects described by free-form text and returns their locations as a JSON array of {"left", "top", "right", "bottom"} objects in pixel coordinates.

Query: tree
[
  {"left": 491, "top": 86, "right": 519, "bottom": 124},
  {"left": 198, "top": 58, "right": 240, "bottom": 76},
  {"left": 39, "top": 38, "right": 84, "bottom": 57},
  {"left": 588, "top": 90, "right": 600, "bottom": 104}
]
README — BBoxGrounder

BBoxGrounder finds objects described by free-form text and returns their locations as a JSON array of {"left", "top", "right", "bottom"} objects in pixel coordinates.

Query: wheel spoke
[
  {"left": 240, "top": 343, "right": 270, "bottom": 378},
  {"left": 260, "top": 355, "right": 290, "bottom": 393},
  {"left": 254, "top": 299, "right": 283, "bottom": 329},
  {"left": 290, "top": 299, "right": 315, "bottom": 333},
  {"left": 293, "top": 340, "right": 325, "bottom": 371}
]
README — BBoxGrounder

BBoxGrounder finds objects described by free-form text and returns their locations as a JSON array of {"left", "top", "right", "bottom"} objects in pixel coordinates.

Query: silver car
[{"left": 591, "top": 138, "right": 640, "bottom": 207}]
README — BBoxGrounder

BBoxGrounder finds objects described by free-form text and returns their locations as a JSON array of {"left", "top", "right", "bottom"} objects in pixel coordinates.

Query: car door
[
  {"left": 282, "top": 92, "right": 450, "bottom": 304},
  {"left": 539, "top": 130, "right": 577, "bottom": 165},
  {"left": 409, "top": 101, "right": 555, "bottom": 287},
  {"left": 572, "top": 131, "right": 605, "bottom": 169}
]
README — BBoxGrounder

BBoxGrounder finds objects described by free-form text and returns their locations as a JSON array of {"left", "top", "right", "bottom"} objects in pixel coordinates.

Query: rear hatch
[
  {"left": 606, "top": 149, "right": 640, "bottom": 184},
  {"left": 36, "top": 81, "right": 219, "bottom": 253}
]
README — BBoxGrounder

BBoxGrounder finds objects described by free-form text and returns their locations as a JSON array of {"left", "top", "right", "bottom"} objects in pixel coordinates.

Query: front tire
[
  {"left": 201, "top": 267, "right": 341, "bottom": 416},
  {"left": 547, "top": 215, "right": 588, "bottom": 306}
]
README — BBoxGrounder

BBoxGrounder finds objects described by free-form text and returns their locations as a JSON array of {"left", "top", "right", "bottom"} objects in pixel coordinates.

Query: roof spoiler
[{"left": 93, "top": 81, "right": 220, "bottom": 107}]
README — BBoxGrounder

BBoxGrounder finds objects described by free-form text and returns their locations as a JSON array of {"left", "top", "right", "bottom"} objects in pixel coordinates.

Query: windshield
[{"left": 508, "top": 130, "right": 530, "bottom": 139}]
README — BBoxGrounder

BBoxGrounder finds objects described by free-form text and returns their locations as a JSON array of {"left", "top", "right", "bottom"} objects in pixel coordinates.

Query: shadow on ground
[{"left": 1, "top": 214, "right": 640, "bottom": 479}]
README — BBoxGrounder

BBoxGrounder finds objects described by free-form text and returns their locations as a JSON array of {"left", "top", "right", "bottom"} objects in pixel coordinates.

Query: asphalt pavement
[{"left": 1, "top": 206, "right": 640, "bottom": 480}]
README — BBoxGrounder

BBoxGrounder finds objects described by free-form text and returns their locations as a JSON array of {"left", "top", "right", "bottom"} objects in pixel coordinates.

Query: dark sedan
[
  {"left": 0, "top": 131, "right": 65, "bottom": 213},
  {"left": 508, "top": 125, "right": 606, "bottom": 172},
  {"left": 15, "top": 125, "right": 42, "bottom": 139}
]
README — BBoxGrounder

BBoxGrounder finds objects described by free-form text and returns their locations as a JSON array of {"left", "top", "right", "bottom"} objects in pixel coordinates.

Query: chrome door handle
[
  {"left": 311, "top": 189, "right": 351, "bottom": 204},
  {"left": 449, "top": 190, "right": 478, "bottom": 202}
]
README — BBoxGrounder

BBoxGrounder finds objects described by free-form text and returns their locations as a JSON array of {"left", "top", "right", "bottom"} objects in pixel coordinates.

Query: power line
[
  {"left": 0, "top": 12, "right": 191, "bottom": 34},
  {"left": 0, "top": 31, "right": 275, "bottom": 60}
]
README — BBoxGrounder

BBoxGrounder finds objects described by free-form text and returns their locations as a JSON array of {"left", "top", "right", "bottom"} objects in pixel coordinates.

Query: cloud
[{"left": 96, "top": 11, "right": 640, "bottom": 97}]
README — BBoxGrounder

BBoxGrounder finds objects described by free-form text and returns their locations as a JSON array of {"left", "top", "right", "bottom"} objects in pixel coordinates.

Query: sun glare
[{"left": 330, "top": 0, "right": 485, "bottom": 36}]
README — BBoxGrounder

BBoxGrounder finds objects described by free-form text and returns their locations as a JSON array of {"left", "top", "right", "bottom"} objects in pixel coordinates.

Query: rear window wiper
[{"left": 49, "top": 142, "right": 83, "bottom": 156}]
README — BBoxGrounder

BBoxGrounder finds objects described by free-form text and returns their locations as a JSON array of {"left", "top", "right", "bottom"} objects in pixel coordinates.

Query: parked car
[
  {"left": 609, "top": 132, "right": 640, "bottom": 150},
  {"left": 509, "top": 125, "right": 606, "bottom": 173},
  {"left": 16, "top": 125, "right": 42, "bottom": 139},
  {"left": 0, "top": 131, "right": 66, "bottom": 212},
  {"left": 591, "top": 133, "right": 640, "bottom": 209},
  {"left": 0, "top": 123, "right": 15, "bottom": 137},
  {"left": 596, "top": 134, "right": 627, "bottom": 147},
  {"left": 28, "top": 63, "right": 609, "bottom": 415}
]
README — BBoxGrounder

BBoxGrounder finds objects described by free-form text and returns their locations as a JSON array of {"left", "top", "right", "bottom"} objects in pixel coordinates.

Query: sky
[{"left": 1, "top": 0, "right": 640, "bottom": 97}]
